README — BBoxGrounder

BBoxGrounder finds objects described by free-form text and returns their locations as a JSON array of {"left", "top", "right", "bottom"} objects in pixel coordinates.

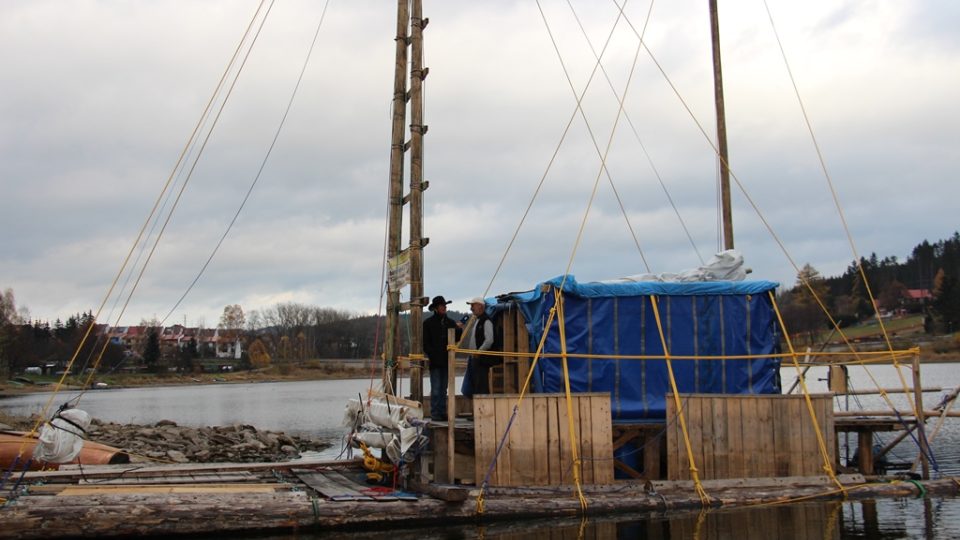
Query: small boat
[{"left": 0, "top": 431, "right": 130, "bottom": 471}]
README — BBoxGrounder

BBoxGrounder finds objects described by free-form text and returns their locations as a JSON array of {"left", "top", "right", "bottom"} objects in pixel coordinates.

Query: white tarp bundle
[
  {"left": 33, "top": 408, "right": 90, "bottom": 464},
  {"left": 343, "top": 396, "right": 422, "bottom": 430},
  {"left": 609, "top": 249, "right": 748, "bottom": 283},
  {"left": 342, "top": 396, "right": 424, "bottom": 462}
]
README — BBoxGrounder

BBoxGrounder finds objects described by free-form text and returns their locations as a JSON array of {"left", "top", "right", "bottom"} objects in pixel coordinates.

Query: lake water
[{"left": 2, "top": 363, "right": 959, "bottom": 537}]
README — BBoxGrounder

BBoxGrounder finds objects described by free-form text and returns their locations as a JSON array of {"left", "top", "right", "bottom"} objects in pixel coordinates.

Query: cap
[{"left": 467, "top": 296, "right": 485, "bottom": 305}]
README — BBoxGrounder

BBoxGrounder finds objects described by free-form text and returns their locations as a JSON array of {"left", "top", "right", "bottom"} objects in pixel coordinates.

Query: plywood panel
[
  {"left": 666, "top": 394, "right": 834, "bottom": 480},
  {"left": 591, "top": 395, "right": 614, "bottom": 484},
  {"left": 513, "top": 398, "right": 535, "bottom": 485},
  {"left": 472, "top": 393, "right": 612, "bottom": 487},
  {"left": 533, "top": 394, "right": 549, "bottom": 485},
  {"left": 547, "top": 395, "right": 561, "bottom": 484},
  {"left": 474, "top": 396, "right": 497, "bottom": 485},
  {"left": 495, "top": 396, "right": 513, "bottom": 485}
]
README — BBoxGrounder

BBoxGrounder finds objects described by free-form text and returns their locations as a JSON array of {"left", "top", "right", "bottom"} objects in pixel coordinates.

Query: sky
[{"left": 1, "top": 0, "right": 958, "bottom": 327}]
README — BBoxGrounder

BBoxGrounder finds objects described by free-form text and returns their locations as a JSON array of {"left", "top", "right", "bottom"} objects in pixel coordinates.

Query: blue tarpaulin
[{"left": 507, "top": 275, "right": 782, "bottom": 422}]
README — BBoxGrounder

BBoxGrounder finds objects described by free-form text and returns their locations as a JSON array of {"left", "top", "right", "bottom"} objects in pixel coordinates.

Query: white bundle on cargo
[
  {"left": 33, "top": 408, "right": 90, "bottom": 464},
  {"left": 342, "top": 395, "right": 425, "bottom": 463},
  {"left": 609, "top": 249, "right": 748, "bottom": 283},
  {"left": 342, "top": 396, "right": 422, "bottom": 430}
]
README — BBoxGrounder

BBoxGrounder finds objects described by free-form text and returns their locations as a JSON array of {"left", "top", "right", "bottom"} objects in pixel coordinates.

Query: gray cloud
[{"left": 1, "top": 0, "right": 957, "bottom": 326}]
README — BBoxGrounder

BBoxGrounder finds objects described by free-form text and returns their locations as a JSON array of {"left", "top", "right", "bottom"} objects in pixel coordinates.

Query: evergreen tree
[
  {"left": 933, "top": 269, "right": 960, "bottom": 333},
  {"left": 849, "top": 272, "right": 872, "bottom": 320},
  {"left": 143, "top": 330, "right": 161, "bottom": 373}
]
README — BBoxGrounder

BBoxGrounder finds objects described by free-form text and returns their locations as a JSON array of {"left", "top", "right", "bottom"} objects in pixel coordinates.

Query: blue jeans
[{"left": 429, "top": 365, "right": 448, "bottom": 419}]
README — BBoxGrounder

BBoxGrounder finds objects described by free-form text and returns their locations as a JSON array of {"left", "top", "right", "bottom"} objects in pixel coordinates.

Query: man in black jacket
[{"left": 423, "top": 295, "right": 462, "bottom": 419}]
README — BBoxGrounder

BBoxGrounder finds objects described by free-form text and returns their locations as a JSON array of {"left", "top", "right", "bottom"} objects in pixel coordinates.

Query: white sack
[
  {"left": 611, "top": 249, "right": 747, "bottom": 283},
  {"left": 33, "top": 408, "right": 91, "bottom": 464}
]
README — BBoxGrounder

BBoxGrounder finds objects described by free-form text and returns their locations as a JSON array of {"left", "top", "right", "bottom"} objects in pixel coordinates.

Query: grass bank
[{"left": 1, "top": 360, "right": 377, "bottom": 397}]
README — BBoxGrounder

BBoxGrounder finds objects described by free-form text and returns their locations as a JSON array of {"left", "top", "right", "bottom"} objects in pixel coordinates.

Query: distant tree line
[
  {"left": 0, "top": 292, "right": 126, "bottom": 378},
  {"left": 777, "top": 232, "right": 960, "bottom": 344},
  {"left": 239, "top": 302, "right": 464, "bottom": 366},
  {"left": 4, "top": 233, "right": 958, "bottom": 374}
]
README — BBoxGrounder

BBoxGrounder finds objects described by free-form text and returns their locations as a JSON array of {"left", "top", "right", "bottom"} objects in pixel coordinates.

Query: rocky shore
[{"left": 1, "top": 414, "right": 334, "bottom": 464}]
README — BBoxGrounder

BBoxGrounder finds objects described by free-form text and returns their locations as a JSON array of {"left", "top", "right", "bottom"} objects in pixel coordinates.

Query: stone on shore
[{"left": 84, "top": 419, "right": 331, "bottom": 463}]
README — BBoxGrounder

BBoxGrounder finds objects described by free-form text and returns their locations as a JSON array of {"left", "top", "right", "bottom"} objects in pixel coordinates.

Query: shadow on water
[{"left": 230, "top": 497, "right": 960, "bottom": 539}]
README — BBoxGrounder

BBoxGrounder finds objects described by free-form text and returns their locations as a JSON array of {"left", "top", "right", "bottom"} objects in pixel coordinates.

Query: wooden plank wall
[
  {"left": 665, "top": 394, "right": 834, "bottom": 481},
  {"left": 474, "top": 393, "right": 613, "bottom": 487},
  {"left": 495, "top": 307, "right": 531, "bottom": 394}
]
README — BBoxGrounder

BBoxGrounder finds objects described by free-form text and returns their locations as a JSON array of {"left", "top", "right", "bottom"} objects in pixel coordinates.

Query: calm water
[
  {"left": 244, "top": 499, "right": 960, "bottom": 539},
  {"left": 3, "top": 364, "right": 959, "bottom": 537}
]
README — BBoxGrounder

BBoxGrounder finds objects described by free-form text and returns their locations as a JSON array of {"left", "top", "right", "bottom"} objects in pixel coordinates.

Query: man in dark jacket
[{"left": 423, "top": 295, "right": 462, "bottom": 419}]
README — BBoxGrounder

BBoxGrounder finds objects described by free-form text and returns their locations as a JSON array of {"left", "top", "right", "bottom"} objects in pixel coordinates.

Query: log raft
[{"left": 2, "top": 463, "right": 958, "bottom": 538}]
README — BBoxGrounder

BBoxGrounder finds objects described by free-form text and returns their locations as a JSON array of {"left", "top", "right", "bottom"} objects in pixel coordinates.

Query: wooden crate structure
[
  {"left": 491, "top": 305, "right": 532, "bottom": 394},
  {"left": 473, "top": 393, "right": 614, "bottom": 486},
  {"left": 665, "top": 394, "right": 834, "bottom": 480}
]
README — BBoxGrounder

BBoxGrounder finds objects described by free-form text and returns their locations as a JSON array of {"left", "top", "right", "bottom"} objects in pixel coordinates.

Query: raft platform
[{"left": 2, "top": 456, "right": 958, "bottom": 538}]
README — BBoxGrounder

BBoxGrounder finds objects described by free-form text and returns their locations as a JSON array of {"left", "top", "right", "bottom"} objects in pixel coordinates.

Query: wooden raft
[
  {"left": 665, "top": 394, "right": 834, "bottom": 480},
  {"left": 473, "top": 393, "right": 613, "bottom": 487}
]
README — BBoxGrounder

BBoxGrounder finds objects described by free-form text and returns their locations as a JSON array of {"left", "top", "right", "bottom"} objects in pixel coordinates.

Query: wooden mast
[
  {"left": 384, "top": 0, "right": 410, "bottom": 394},
  {"left": 384, "top": 0, "right": 428, "bottom": 401},
  {"left": 408, "top": 0, "right": 428, "bottom": 403},
  {"left": 709, "top": 0, "right": 734, "bottom": 250}
]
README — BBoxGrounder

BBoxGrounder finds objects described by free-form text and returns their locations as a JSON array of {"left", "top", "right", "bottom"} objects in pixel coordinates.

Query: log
[
  {"left": 834, "top": 410, "right": 960, "bottom": 418},
  {"left": 2, "top": 476, "right": 957, "bottom": 538}
]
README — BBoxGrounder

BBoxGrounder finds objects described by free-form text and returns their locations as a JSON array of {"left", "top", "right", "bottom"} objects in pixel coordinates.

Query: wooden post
[
  {"left": 709, "top": 0, "right": 734, "bottom": 250},
  {"left": 912, "top": 352, "right": 929, "bottom": 479},
  {"left": 447, "top": 328, "right": 457, "bottom": 483},
  {"left": 408, "top": 0, "right": 427, "bottom": 404},
  {"left": 828, "top": 365, "right": 848, "bottom": 394},
  {"left": 383, "top": 0, "right": 410, "bottom": 395}
]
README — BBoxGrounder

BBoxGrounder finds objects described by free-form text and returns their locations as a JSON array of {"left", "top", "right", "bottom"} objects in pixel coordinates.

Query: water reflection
[{"left": 241, "top": 498, "right": 960, "bottom": 539}]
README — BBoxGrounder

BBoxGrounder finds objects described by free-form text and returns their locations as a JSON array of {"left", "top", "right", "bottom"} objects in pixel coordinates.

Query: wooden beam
[
  {"left": 383, "top": 0, "right": 410, "bottom": 395},
  {"left": 408, "top": 0, "right": 426, "bottom": 405}
]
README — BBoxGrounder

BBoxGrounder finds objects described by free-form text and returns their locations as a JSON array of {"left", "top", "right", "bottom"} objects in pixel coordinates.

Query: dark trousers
[
  {"left": 429, "top": 364, "right": 447, "bottom": 418},
  {"left": 470, "top": 356, "right": 497, "bottom": 395}
]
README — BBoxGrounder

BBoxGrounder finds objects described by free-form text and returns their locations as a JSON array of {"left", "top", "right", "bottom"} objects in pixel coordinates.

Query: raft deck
[{"left": 2, "top": 457, "right": 957, "bottom": 539}]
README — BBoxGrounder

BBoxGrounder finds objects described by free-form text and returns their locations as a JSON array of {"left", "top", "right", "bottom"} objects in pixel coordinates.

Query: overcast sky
[{"left": 1, "top": 0, "right": 957, "bottom": 327}]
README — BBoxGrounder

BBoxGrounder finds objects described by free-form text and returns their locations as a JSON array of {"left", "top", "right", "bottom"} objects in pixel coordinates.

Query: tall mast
[
  {"left": 408, "top": 0, "right": 428, "bottom": 404},
  {"left": 384, "top": 0, "right": 409, "bottom": 394},
  {"left": 709, "top": 0, "right": 734, "bottom": 250},
  {"left": 384, "top": 0, "right": 428, "bottom": 400}
]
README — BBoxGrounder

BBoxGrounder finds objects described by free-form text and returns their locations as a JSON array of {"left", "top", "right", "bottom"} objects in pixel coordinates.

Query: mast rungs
[{"left": 398, "top": 297, "right": 429, "bottom": 312}]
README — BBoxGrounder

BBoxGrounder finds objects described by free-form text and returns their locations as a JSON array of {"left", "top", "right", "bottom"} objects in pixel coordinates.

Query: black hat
[{"left": 428, "top": 295, "right": 452, "bottom": 311}]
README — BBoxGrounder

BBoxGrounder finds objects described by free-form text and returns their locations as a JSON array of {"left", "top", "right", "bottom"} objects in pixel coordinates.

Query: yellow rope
[
  {"left": 823, "top": 500, "right": 842, "bottom": 540},
  {"left": 16, "top": 0, "right": 275, "bottom": 458},
  {"left": 648, "top": 295, "right": 710, "bottom": 506},
  {"left": 448, "top": 347, "right": 916, "bottom": 363},
  {"left": 769, "top": 292, "right": 846, "bottom": 496},
  {"left": 615, "top": 5, "right": 925, "bottom": 429},
  {"left": 759, "top": 1, "right": 913, "bottom": 409},
  {"left": 557, "top": 293, "right": 588, "bottom": 511},
  {"left": 475, "top": 299, "right": 560, "bottom": 515},
  {"left": 693, "top": 508, "right": 709, "bottom": 540}
]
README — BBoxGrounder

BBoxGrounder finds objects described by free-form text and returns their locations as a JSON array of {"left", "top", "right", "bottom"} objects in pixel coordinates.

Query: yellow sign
[{"left": 387, "top": 251, "right": 410, "bottom": 291}]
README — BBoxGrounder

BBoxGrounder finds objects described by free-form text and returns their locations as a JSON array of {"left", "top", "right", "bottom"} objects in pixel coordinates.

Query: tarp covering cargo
[{"left": 508, "top": 275, "right": 782, "bottom": 422}]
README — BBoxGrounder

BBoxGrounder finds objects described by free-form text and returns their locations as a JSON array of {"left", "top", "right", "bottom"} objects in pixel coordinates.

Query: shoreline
[
  {"left": 0, "top": 364, "right": 375, "bottom": 398},
  {"left": 4, "top": 354, "right": 959, "bottom": 398}
]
